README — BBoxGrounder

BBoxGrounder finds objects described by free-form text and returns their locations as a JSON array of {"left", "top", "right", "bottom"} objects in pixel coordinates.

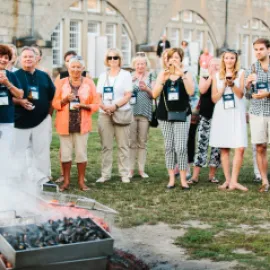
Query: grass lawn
[{"left": 50, "top": 113, "right": 270, "bottom": 270}]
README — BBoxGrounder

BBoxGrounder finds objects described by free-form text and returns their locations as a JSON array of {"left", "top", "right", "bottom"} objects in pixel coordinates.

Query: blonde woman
[
  {"left": 209, "top": 50, "right": 247, "bottom": 191},
  {"left": 96, "top": 48, "right": 133, "bottom": 183},
  {"left": 129, "top": 55, "right": 153, "bottom": 178}
]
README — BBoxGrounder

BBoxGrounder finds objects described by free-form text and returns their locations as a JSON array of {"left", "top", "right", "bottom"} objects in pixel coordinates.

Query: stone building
[{"left": 0, "top": 0, "right": 270, "bottom": 75}]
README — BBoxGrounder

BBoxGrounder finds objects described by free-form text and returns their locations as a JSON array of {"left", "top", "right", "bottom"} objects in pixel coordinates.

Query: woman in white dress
[{"left": 209, "top": 50, "right": 248, "bottom": 191}]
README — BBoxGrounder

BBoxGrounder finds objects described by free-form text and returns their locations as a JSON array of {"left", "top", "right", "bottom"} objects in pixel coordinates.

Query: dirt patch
[{"left": 112, "top": 223, "right": 237, "bottom": 270}]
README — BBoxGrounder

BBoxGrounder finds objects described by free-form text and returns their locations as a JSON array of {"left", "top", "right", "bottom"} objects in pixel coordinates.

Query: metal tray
[
  {"left": 0, "top": 256, "right": 107, "bottom": 270},
  {"left": 0, "top": 220, "right": 113, "bottom": 268}
]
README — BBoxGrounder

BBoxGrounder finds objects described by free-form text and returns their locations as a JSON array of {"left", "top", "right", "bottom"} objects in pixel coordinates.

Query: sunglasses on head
[
  {"left": 107, "top": 56, "right": 120, "bottom": 60},
  {"left": 136, "top": 52, "right": 146, "bottom": 57}
]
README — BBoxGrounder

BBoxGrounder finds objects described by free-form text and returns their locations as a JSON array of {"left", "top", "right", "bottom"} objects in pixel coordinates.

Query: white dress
[{"left": 209, "top": 70, "right": 247, "bottom": 148}]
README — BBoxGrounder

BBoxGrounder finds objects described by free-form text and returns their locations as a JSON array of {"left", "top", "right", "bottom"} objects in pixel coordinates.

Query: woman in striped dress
[{"left": 129, "top": 55, "right": 153, "bottom": 178}]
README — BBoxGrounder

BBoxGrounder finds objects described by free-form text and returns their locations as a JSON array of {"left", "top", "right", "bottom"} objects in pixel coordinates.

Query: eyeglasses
[
  {"left": 136, "top": 52, "right": 146, "bottom": 57},
  {"left": 107, "top": 56, "right": 120, "bottom": 60}
]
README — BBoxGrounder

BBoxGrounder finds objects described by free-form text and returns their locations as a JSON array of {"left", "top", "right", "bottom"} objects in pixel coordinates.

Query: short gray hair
[
  {"left": 20, "top": 46, "right": 36, "bottom": 57},
  {"left": 69, "top": 55, "right": 85, "bottom": 68}
]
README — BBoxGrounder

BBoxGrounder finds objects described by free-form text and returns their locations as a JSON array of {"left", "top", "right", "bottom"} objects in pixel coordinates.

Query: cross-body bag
[{"left": 163, "top": 91, "right": 187, "bottom": 122}]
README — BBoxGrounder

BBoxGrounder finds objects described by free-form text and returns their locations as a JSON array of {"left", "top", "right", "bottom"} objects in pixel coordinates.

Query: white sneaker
[
  {"left": 96, "top": 177, "right": 110, "bottom": 183},
  {"left": 140, "top": 172, "right": 149, "bottom": 178},
  {"left": 122, "top": 177, "right": 130, "bottom": 183}
]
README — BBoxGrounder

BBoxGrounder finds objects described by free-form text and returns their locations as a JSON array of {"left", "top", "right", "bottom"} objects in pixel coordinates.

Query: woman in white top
[
  {"left": 96, "top": 48, "right": 133, "bottom": 183},
  {"left": 210, "top": 50, "right": 248, "bottom": 191}
]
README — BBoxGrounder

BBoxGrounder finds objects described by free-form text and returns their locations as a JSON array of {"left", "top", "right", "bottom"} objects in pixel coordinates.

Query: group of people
[{"left": 0, "top": 37, "right": 270, "bottom": 193}]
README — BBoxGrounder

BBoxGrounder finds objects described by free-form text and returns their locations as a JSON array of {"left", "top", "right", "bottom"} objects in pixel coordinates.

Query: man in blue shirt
[{"left": 13, "top": 46, "right": 55, "bottom": 187}]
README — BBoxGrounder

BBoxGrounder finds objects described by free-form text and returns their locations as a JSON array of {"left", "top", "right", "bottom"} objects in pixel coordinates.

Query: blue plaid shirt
[{"left": 245, "top": 61, "right": 270, "bottom": 116}]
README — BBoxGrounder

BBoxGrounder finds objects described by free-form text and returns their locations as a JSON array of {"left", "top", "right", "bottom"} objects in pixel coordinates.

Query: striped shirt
[
  {"left": 131, "top": 72, "right": 153, "bottom": 121},
  {"left": 245, "top": 61, "right": 270, "bottom": 116}
]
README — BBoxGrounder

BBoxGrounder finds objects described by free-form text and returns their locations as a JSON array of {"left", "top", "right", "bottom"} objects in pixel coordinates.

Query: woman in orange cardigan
[{"left": 53, "top": 56, "right": 99, "bottom": 191}]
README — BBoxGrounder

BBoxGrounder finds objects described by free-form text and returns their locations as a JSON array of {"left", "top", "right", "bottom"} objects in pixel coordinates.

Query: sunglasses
[
  {"left": 136, "top": 52, "right": 146, "bottom": 57},
  {"left": 107, "top": 56, "right": 120, "bottom": 60}
]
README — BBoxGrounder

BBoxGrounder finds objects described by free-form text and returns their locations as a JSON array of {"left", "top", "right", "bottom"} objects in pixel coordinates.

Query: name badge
[
  {"left": 168, "top": 86, "right": 179, "bottom": 101},
  {"left": 256, "top": 82, "right": 268, "bottom": 93},
  {"left": 0, "top": 90, "right": 8, "bottom": 106},
  {"left": 28, "top": 86, "right": 39, "bottom": 100},
  {"left": 223, "top": 94, "right": 235, "bottom": 109},
  {"left": 70, "top": 96, "right": 80, "bottom": 111},
  {"left": 103, "top": 86, "right": 114, "bottom": 103},
  {"left": 130, "top": 91, "right": 137, "bottom": 105}
]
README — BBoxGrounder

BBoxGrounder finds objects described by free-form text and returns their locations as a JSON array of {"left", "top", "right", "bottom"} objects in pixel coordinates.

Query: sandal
[
  {"left": 187, "top": 179, "right": 198, "bottom": 184},
  {"left": 79, "top": 184, "right": 90, "bottom": 191},
  {"left": 59, "top": 184, "right": 69, "bottom": 192},
  {"left": 209, "top": 177, "right": 219, "bottom": 184},
  {"left": 259, "top": 184, "right": 269, "bottom": 193}
]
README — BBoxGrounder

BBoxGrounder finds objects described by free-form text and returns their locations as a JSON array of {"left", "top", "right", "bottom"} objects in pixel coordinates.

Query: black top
[
  {"left": 156, "top": 40, "right": 171, "bottom": 57},
  {"left": 199, "top": 79, "right": 215, "bottom": 119},
  {"left": 0, "top": 70, "right": 21, "bottom": 124},
  {"left": 157, "top": 77, "right": 191, "bottom": 121},
  {"left": 14, "top": 69, "right": 55, "bottom": 129},
  {"left": 60, "top": 70, "right": 87, "bottom": 79}
]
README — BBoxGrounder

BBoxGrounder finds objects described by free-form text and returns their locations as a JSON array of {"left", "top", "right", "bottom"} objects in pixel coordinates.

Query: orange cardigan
[{"left": 53, "top": 77, "right": 100, "bottom": 135}]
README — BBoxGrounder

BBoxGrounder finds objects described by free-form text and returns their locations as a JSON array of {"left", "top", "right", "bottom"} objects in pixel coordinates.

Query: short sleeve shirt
[
  {"left": 97, "top": 69, "right": 132, "bottom": 112},
  {"left": 0, "top": 70, "right": 22, "bottom": 124},
  {"left": 245, "top": 61, "right": 270, "bottom": 116},
  {"left": 14, "top": 69, "right": 55, "bottom": 129}
]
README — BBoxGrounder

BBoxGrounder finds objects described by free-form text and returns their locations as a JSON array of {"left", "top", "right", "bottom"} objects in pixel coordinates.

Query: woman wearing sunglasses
[
  {"left": 128, "top": 55, "right": 154, "bottom": 179},
  {"left": 209, "top": 51, "right": 247, "bottom": 191},
  {"left": 96, "top": 48, "right": 133, "bottom": 183}
]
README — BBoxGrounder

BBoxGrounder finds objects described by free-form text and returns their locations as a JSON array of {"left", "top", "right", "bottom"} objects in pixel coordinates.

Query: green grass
[{"left": 50, "top": 113, "right": 270, "bottom": 269}]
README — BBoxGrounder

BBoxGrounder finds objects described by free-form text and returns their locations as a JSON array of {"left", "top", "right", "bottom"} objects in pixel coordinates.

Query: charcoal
[{"left": 1, "top": 217, "right": 107, "bottom": 250}]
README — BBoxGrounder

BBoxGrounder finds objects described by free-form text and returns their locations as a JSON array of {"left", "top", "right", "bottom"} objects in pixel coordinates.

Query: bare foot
[
  {"left": 218, "top": 182, "right": 229, "bottom": 191},
  {"left": 229, "top": 183, "right": 248, "bottom": 192}
]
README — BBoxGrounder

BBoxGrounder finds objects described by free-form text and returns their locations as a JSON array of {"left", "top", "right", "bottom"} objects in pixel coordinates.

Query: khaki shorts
[
  {"left": 60, "top": 133, "right": 89, "bottom": 163},
  {"left": 250, "top": 114, "right": 270, "bottom": 144}
]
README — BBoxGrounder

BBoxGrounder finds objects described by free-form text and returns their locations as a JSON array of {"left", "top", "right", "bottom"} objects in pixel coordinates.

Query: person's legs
[
  {"left": 115, "top": 124, "right": 130, "bottom": 182},
  {"left": 252, "top": 144, "right": 261, "bottom": 181},
  {"left": 187, "top": 122, "right": 197, "bottom": 180},
  {"left": 219, "top": 148, "right": 231, "bottom": 190},
  {"left": 160, "top": 121, "right": 175, "bottom": 187},
  {"left": 229, "top": 147, "right": 247, "bottom": 191},
  {"left": 174, "top": 116, "right": 191, "bottom": 188},
  {"left": 74, "top": 132, "right": 89, "bottom": 190},
  {"left": 129, "top": 117, "right": 138, "bottom": 177},
  {"left": 137, "top": 116, "right": 150, "bottom": 176},
  {"left": 98, "top": 114, "right": 115, "bottom": 181},
  {"left": 256, "top": 144, "right": 269, "bottom": 187},
  {"left": 192, "top": 117, "right": 211, "bottom": 182},
  {"left": 208, "top": 147, "right": 221, "bottom": 182},
  {"left": 31, "top": 116, "right": 52, "bottom": 185},
  {"left": 59, "top": 134, "right": 73, "bottom": 191}
]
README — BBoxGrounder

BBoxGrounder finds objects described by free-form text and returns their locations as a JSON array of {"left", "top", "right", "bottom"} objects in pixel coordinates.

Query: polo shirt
[
  {"left": 14, "top": 69, "right": 55, "bottom": 129},
  {"left": 0, "top": 70, "right": 21, "bottom": 124}
]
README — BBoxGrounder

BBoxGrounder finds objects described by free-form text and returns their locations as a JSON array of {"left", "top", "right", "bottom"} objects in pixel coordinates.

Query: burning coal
[{"left": 1, "top": 217, "right": 108, "bottom": 251}]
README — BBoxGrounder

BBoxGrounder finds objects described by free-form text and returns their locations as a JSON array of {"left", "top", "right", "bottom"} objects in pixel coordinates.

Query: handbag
[
  {"left": 163, "top": 91, "right": 187, "bottom": 122},
  {"left": 112, "top": 109, "right": 134, "bottom": 126},
  {"left": 150, "top": 99, "right": 159, "bottom": 127}
]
